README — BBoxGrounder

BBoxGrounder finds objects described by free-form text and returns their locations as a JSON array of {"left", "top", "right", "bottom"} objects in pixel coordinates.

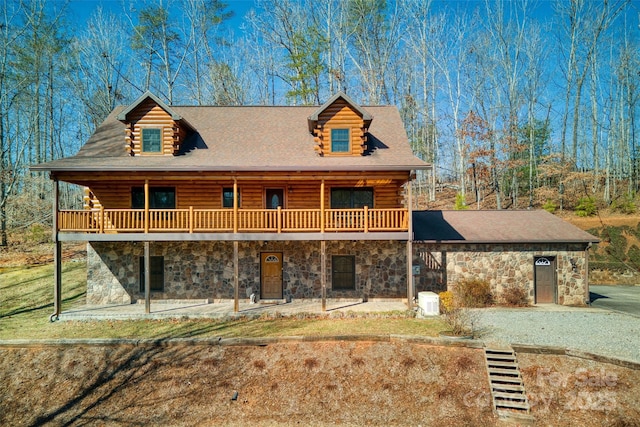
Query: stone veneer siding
[
  {"left": 412, "top": 243, "right": 590, "bottom": 306},
  {"left": 86, "top": 240, "right": 408, "bottom": 305}
]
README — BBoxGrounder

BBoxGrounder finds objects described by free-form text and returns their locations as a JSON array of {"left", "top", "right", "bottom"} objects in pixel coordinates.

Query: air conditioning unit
[{"left": 418, "top": 291, "right": 439, "bottom": 317}]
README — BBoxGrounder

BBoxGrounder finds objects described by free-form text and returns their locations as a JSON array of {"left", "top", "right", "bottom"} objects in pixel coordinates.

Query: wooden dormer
[
  {"left": 308, "top": 92, "right": 373, "bottom": 157},
  {"left": 117, "top": 91, "right": 193, "bottom": 156}
]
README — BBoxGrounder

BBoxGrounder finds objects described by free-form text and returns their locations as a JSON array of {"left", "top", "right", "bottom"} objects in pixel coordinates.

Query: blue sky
[{"left": 67, "top": 0, "right": 256, "bottom": 29}]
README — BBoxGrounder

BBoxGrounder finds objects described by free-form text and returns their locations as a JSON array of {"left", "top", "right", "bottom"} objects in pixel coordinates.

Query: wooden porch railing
[{"left": 57, "top": 207, "right": 408, "bottom": 234}]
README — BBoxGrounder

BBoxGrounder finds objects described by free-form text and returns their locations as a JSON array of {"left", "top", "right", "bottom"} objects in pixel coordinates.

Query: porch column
[
  {"left": 406, "top": 179, "right": 414, "bottom": 309},
  {"left": 144, "top": 241, "right": 150, "bottom": 314},
  {"left": 320, "top": 179, "right": 325, "bottom": 233},
  {"left": 144, "top": 179, "right": 149, "bottom": 233},
  {"left": 321, "top": 240, "right": 326, "bottom": 311},
  {"left": 233, "top": 241, "right": 239, "bottom": 312},
  {"left": 233, "top": 178, "right": 238, "bottom": 233},
  {"left": 52, "top": 178, "right": 61, "bottom": 321}
]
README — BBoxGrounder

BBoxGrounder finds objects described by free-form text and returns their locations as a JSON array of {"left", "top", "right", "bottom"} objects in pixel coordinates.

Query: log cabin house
[{"left": 32, "top": 91, "right": 430, "bottom": 317}]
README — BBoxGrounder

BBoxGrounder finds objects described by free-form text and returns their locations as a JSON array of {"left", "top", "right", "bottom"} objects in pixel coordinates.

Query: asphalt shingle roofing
[
  {"left": 413, "top": 210, "right": 599, "bottom": 244},
  {"left": 33, "top": 103, "right": 429, "bottom": 173}
]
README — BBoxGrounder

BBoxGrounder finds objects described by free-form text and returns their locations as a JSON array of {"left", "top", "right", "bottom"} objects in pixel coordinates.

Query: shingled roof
[
  {"left": 413, "top": 210, "right": 599, "bottom": 244},
  {"left": 32, "top": 102, "right": 429, "bottom": 173}
]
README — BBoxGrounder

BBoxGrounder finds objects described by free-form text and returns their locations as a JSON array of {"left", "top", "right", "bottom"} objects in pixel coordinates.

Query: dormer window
[
  {"left": 118, "top": 92, "right": 194, "bottom": 156},
  {"left": 308, "top": 92, "right": 372, "bottom": 157},
  {"left": 142, "top": 128, "right": 162, "bottom": 153},
  {"left": 331, "top": 128, "right": 350, "bottom": 153}
]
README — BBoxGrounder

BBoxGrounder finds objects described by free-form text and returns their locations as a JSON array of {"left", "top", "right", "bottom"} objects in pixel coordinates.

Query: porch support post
[
  {"left": 320, "top": 179, "right": 325, "bottom": 233},
  {"left": 406, "top": 179, "right": 414, "bottom": 310},
  {"left": 233, "top": 178, "right": 238, "bottom": 233},
  {"left": 321, "top": 240, "right": 326, "bottom": 311},
  {"left": 144, "top": 179, "right": 149, "bottom": 233},
  {"left": 233, "top": 241, "right": 239, "bottom": 312},
  {"left": 52, "top": 178, "right": 61, "bottom": 321},
  {"left": 144, "top": 241, "right": 150, "bottom": 314}
]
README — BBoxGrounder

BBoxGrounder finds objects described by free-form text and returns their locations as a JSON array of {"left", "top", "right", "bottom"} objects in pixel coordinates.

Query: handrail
[{"left": 57, "top": 207, "right": 408, "bottom": 233}]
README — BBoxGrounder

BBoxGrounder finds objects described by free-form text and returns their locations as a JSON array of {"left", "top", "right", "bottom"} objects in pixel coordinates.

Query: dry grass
[
  {"left": 0, "top": 342, "right": 496, "bottom": 426},
  {"left": 518, "top": 353, "right": 640, "bottom": 426}
]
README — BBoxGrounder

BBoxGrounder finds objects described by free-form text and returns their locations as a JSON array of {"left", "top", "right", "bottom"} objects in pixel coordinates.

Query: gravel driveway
[{"left": 474, "top": 307, "right": 640, "bottom": 363}]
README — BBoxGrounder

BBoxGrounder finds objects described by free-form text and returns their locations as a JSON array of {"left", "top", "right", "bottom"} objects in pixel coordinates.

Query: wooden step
[
  {"left": 491, "top": 383, "right": 525, "bottom": 392},
  {"left": 484, "top": 348, "right": 515, "bottom": 357},
  {"left": 486, "top": 354, "right": 516, "bottom": 361},
  {"left": 490, "top": 378, "right": 524, "bottom": 387},
  {"left": 487, "top": 360, "right": 519, "bottom": 368},
  {"left": 488, "top": 367, "right": 521, "bottom": 376},
  {"left": 485, "top": 346, "right": 531, "bottom": 417},
  {"left": 497, "top": 410, "right": 536, "bottom": 425},
  {"left": 495, "top": 400, "right": 530, "bottom": 411},
  {"left": 493, "top": 391, "right": 527, "bottom": 400},
  {"left": 485, "top": 352, "right": 517, "bottom": 361}
]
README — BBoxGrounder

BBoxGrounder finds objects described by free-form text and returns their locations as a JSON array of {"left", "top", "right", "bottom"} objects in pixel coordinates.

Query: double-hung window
[
  {"left": 142, "top": 128, "right": 162, "bottom": 153},
  {"left": 222, "top": 188, "right": 241, "bottom": 208},
  {"left": 331, "top": 128, "right": 350, "bottom": 153}
]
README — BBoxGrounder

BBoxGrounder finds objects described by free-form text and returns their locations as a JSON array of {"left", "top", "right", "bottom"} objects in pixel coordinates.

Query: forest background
[{"left": 0, "top": 0, "right": 639, "bottom": 247}]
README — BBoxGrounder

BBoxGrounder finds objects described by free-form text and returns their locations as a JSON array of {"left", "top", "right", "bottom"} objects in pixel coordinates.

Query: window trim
[
  {"left": 331, "top": 128, "right": 350, "bottom": 153},
  {"left": 332, "top": 255, "right": 356, "bottom": 290},
  {"left": 141, "top": 127, "right": 163, "bottom": 154},
  {"left": 139, "top": 256, "right": 164, "bottom": 292}
]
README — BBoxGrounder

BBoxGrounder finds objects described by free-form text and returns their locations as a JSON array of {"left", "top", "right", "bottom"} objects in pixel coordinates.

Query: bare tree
[
  {"left": 345, "top": 0, "right": 404, "bottom": 104},
  {"left": 555, "top": 0, "right": 628, "bottom": 169}
]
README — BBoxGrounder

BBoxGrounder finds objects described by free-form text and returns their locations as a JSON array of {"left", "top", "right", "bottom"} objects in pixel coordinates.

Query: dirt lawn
[{"left": 1, "top": 341, "right": 639, "bottom": 427}]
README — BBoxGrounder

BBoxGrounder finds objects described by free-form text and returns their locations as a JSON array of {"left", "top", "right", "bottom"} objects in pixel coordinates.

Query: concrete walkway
[{"left": 59, "top": 299, "right": 411, "bottom": 321}]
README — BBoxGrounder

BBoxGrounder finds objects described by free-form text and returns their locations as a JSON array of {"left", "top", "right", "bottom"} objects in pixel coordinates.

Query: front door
[
  {"left": 261, "top": 252, "right": 283, "bottom": 299},
  {"left": 534, "top": 256, "right": 556, "bottom": 303}
]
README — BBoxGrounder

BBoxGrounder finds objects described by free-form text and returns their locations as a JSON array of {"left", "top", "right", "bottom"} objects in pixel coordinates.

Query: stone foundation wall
[
  {"left": 413, "top": 243, "right": 589, "bottom": 306},
  {"left": 87, "top": 240, "right": 408, "bottom": 305}
]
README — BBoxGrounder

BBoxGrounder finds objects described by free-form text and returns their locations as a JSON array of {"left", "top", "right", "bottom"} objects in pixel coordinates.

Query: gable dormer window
[
  {"left": 142, "top": 128, "right": 162, "bottom": 153},
  {"left": 331, "top": 128, "right": 350, "bottom": 153}
]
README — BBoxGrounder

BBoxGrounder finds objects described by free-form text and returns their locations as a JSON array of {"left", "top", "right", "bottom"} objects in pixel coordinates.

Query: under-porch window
[
  {"left": 139, "top": 256, "right": 164, "bottom": 292},
  {"left": 332, "top": 255, "right": 355, "bottom": 290},
  {"left": 330, "top": 188, "right": 373, "bottom": 209},
  {"left": 131, "top": 187, "right": 176, "bottom": 209},
  {"left": 141, "top": 128, "right": 162, "bottom": 153}
]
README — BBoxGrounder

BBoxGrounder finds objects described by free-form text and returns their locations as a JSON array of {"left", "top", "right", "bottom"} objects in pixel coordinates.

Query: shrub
[
  {"left": 442, "top": 307, "right": 480, "bottom": 337},
  {"left": 501, "top": 285, "right": 530, "bottom": 307},
  {"left": 628, "top": 245, "right": 640, "bottom": 267},
  {"left": 575, "top": 196, "right": 597, "bottom": 217},
  {"left": 454, "top": 193, "right": 468, "bottom": 210},
  {"left": 27, "top": 223, "right": 49, "bottom": 244},
  {"left": 542, "top": 199, "right": 557, "bottom": 213},
  {"left": 611, "top": 194, "right": 636, "bottom": 214},
  {"left": 454, "top": 278, "right": 493, "bottom": 308},
  {"left": 438, "top": 291, "right": 454, "bottom": 314}
]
